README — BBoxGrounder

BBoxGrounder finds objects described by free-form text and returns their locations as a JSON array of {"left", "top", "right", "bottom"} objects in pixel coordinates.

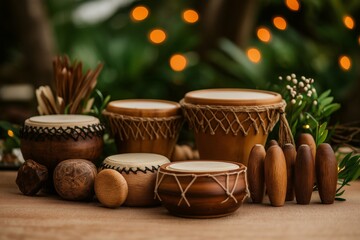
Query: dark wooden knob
[
  {"left": 247, "top": 144, "right": 266, "bottom": 203},
  {"left": 16, "top": 159, "right": 48, "bottom": 196},
  {"left": 283, "top": 143, "right": 296, "bottom": 201},
  {"left": 295, "top": 144, "right": 314, "bottom": 204},
  {"left": 316, "top": 143, "right": 338, "bottom": 204},
  {"left": 265, "top": 145, "right": 287, "bottom": 207}
]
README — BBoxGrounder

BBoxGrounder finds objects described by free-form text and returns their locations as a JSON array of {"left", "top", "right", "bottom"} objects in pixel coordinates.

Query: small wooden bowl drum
[
  {"left": 155, "top": 161, "right": 248, "bottom": 218},
  {"left": 20, "top": 115, "right": 105, "bottom": 170},
  {"left": 180, "top": 89, "right": 286, "bottom": 166},
  {"left": 99, "top": 153, "right": 170, "bottom": 207},
  {"left": 103, "top": 99, "right": 183, "bottom": 158}
]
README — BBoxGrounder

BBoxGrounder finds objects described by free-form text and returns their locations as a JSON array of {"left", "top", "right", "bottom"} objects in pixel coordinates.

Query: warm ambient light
[
  {"left": 343, "top": 15, "right": 355, "bottom": 29},
  {"left": 247, "top": 48, "right": 261, "bottom": 63},
  {"left": 7, "top": 130, "right": 14, "bottom": 137},
  {"left": 339, "top": 55, "right": 351, "bottom": 71},
  {"left": 170, "top": 54, "right": 187, "bottom": 71},
  {"left": 182, "top": 9, "right": 199, "bottom": 23},
  {"left": 285, "top": 0, "right": 300, "bottom": 11},
  {"left": 273, "top": 16, "right": 287, "bottom": 30},
  {"left": 257, "top": 27, "right": 271, "bottom": 42},
  {"left": 130, "top": 6, "right": 149, "bottom": 22},
  {"left": 149, "top": 29, "right": 166, "bottom": 44}
]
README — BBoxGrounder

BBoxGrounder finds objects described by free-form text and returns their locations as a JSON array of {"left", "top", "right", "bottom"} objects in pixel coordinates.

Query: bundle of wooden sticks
[{"left": 36, "top": 55, "right": 103, "bottom": 115}]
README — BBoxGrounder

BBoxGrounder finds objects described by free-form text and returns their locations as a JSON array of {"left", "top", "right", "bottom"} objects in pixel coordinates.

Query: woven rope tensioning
[
  {"left": 180, "top": 99, "right": 294, "bottom": 146},
  {"left": 103, "top": 110, "right": 183, "bottom": 141}
]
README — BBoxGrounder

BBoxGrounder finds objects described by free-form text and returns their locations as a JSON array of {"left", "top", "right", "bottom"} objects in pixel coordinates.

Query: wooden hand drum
[
  {"left": 155, "top": 161, "right": 248, "bottom": 218},
  {"left": 103, "top": 99, "right": 183, "bottom": 158},
  {"left": 20, "top": 115, "right": 105, "bottom": 170},
  {"left": 180, "top": 89, "right": 291, "bottom": 166}
]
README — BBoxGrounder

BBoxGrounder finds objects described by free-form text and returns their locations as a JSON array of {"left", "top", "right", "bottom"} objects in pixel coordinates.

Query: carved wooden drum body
[
  {"left": 155, "top": 161, "right": 248, "bottom": 218},
  {"left": 20, "top": 115, "right": 105, "bottom": 170},
  {"left": 181, "top": 89, "right": 287, "bottom": 166},
  {"left": 103, "top": 99, "right": 183, "bottom": 158},
  {"left": 100, "top": 153, "right": 170, "bottom": 207}
]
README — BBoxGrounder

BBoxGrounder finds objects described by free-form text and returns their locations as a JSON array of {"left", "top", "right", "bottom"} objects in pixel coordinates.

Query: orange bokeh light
[
  {"left": 343, "top": 15, "right": 355, "bottom": 29},
  {"left": 182, "top": 9, "right": 199, "bottom": 24},
  {"left": 247, "top": 48, "right": 261, "bottom": 63},
  {"left": 148, "top": 29, "right": 167, "bottom": 44},
  {"left": 257, "top": 27, "right": 271, "bottom": 42},
  {"left": 130, "top": 6, "right": 149, "bottom": 22},
  {"left": 273, "top": 16, "right": 287, "bottom": 30},
  {"left": 339, "top": 55, "right": 351, "bottom": 71},
  {"left": 285, "top": 0, "right": 300, "bottom": 11},
  {"left": 170, "top": 54, "right": 187, "bottom": 71}
]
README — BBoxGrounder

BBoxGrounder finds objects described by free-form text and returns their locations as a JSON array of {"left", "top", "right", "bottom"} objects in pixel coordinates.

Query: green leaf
[
  {"left": 317, "top": 129, "right": 328, "bottom": 144},
  {"left": 322, "top": 103, "right": 341, "bottom": 117},
  {"left": 318, "top": 89, "right": 331, "bottom": 101},
  {"left": 335, "top": 197, "right": 346, "bottom": 201},
  {"left": 319, "top": 96, "right": 334, "bottom": 107}
]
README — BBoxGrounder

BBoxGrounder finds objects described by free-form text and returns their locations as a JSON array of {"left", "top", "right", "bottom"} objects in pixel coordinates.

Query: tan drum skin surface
[{"left": 1, "top": 171, "right": 360, "bottom": 240}]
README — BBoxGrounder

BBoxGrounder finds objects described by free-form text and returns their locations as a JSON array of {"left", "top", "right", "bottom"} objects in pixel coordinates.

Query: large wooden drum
[
  {"left": 181, "top": 89, "right": 291, "bottom": 166},
  {"left": 155, "top": 160, "right": 248, "bottom": 218},
  {"left": 103, "top": 99, "right": 183, "bottom": 158},
  {"left": 20, "top": 115, "right": 105, "bottom": 170}
]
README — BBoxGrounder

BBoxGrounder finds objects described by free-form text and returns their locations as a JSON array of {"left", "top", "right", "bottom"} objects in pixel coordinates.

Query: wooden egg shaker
[
  {"left": 295, "top": 145, "right": 314, "bottom": 205},
  {"left": 247, "top": 144, "right": 266, "bottom": 203},
  {"left": 103, "top": 99, "right": 183, "bottom": 158},
  {"left": 100, "top": 153, "right": 170, "bottom": 207}
]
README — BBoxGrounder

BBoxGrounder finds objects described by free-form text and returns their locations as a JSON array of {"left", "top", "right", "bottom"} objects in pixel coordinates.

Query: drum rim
[
  {"left": 159, "top": 160, "right": 246, "bottom": 174},
  {"left": 184, "top": 88, "right": 282, "bottom": 106},
  {"left": 106, "top": 99, "right": 182, "bottom": 117},
  {"left": 25, "top": 114, "right": 100, "bottom": 128}
]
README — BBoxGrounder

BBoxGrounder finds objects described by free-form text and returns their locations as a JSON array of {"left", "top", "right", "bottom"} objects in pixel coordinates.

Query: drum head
[
  {"left": 184, "top": 88, "right": 282, "bottom": 106},
  {"left": 25, "top": 115, "right": 100, "bottom": 128},
  {"left": 166, "top": 161, "right": 240, "bottom": 173}
]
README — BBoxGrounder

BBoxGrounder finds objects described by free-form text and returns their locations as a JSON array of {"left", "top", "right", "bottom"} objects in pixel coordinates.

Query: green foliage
[
  {"left": 336, "top": 152, "right": 360, "bottom": 201},
  {"left": 0, "top": 121, "right": 20, "bottom": 153}
]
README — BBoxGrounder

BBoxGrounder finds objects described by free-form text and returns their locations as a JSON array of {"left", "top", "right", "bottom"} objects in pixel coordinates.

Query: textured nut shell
[
  {"left": 247, "top": 144, "right": 266, "bottom": 203},
  {"left": 16, "top": 159, "right": 48, "bottom": 196},
  {"left": 53, "top": 159, "right": 97, "bottom": 201},
  {"left": 295, "top": 145, "right": 314, "bottom": 204},
  {"left": 264, "top": 145, "right": 287, "bottom": 207},
  {"left": 283, "top": 144, "right": 296, "bottom": 201},
  {"left": 316, "top": 143, "right": 338, "bottom": 204},
  {"left": 95, "top": 169, "right": 128, "bottom": 208}
]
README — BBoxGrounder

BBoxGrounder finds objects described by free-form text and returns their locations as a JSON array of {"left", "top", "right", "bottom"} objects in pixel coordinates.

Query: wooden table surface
[{"left": 1, "top": 171, "right": 359, "bottom": 240}]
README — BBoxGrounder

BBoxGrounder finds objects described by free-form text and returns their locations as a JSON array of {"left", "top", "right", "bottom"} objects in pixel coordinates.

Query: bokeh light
[
  {"left": 343, "top": 15, "right": 355, "bottom": 29},
  {"left": 7, "top": 130, "right": 14, "bottom": 137},
  {"left": 148, "top": 29, "right": 167, "bottom": 44},
  {"left": 182, "top": 9, "right": 199, "bottom": 24},
  {"left": 130, "top": 6, "right": 149, "bottom": 22},
  {"left": 247, "top": 48, "right": 261, "bottom": 63},
  {"left": 285, "top": 0, "right": 300, "bottom": 11},
  {"left": 339, "top": 55, "right": 351, "bottom": 71},
  {"left": 273, "top": 16, "right": 287, "bottom": 30},
  {"left": 257, "top": 27, "right": 271, "bottom": 42},
  {"left": 170, "top": 54, "right": 187, "bottom": 71}
]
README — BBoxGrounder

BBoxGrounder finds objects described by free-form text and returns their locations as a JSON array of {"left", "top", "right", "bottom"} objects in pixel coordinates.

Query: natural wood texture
[
  {"left": 295, "top": 145, "right": 314, "bottom": 205},
  {"left": 171, "top": 145, "right": 200, "bottom": 162},
  {"left": 264, "top": 145, "right": 287, "bottom": 207},
  {"left": 94, "top": 169, "right": 128, "bottom": 208},
  {"left": 283, "top": 143, "right": 296, "bottom": 201},
  {"left": 16, "top": 160, "right": 48, "bottom": 196},
  {"left": 1, "top": 171, "right": 360, "bottom": 240},
  {"left": 297, "top": 133, "right": 316, "bottom": 161},
  {"left": 316, "top": 144, "right": 338, "bottom": 204},
  {"left": 266, "top": 139, "right": 279, "bottom": 149},
  {"left": 247, "top": 144, "right": 266, "bottom": 203},
  {"left": 53, "top": 159, "right": 97, "bottom": 201}
]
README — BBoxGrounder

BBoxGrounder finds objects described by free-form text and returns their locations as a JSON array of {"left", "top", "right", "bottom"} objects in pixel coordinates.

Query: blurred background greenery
[{"left": 0, "top": 0, "right": 359, "bottom": 145}]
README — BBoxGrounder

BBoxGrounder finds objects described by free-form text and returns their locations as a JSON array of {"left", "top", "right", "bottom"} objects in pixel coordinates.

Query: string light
[
  {"left": 148, "top": 29, "right": 167, "bottom": 44},
  {"left": 7, "top": 130, "right": 14, "bottom": 137},
  {"left": 285, "top": 0, "right": 300, "bottom": 11},
  {"left": 339, "top": 55, "right": 351, "bottom": 71},
  {"left": 343, "top": 15, "right": 355, "bottom": 29},
  {"left": 170, "top": 54, "right": 187, "bottom": 71},
  {"left": 130, "top": 6, "right": 149, "bottom": 22},
  {"left": 182, "top": 9, "right": 199, "bottom": 24},
  {"left": 247, "top": 48, "right": 261, "bottom": 63},
  {"left": 257, "top": 27, "right": 271, "bottom": 42},
  {"left": 273, "top": 16, "right": 287, "bottom": 30}
]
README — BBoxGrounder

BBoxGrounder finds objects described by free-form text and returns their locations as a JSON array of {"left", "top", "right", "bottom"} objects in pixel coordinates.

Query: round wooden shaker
[
  {"left": 99, "top": 153, "right": 170, "bottom": 207},
  {"left": 316, "top": 143, "right": 338, "bottom": 204},
  {"left": 264, "top": 145, "right": 287, "bottom": 207},
  {"left": 295, "top": 145, "right": 314, "bottom": 204},
  {"left": 247, "top": 144, "right": 266, "bottom": 203}
]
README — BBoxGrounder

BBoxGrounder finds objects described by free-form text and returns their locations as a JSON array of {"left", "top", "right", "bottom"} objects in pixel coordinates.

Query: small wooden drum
[
  {"left": 20, "top": 115, "right": 105, "bottom": 170},
  {"left": 99, "top": 153, "right": 170, "bottom": 207},
  {"left": 181, "top": 89, "right": 292, "bottom": 166},
  {"left": 155, "top": 161, "right": 248, "bottom": 218},
  {"left": 103, "top": 99, "right": 183, "bottom": 158}
]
